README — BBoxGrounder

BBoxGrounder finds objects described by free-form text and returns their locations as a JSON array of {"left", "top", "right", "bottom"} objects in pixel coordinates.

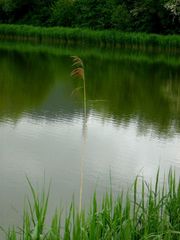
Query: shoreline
[{"left": 0, "top": 24, "right": 179, "bottom": 50}]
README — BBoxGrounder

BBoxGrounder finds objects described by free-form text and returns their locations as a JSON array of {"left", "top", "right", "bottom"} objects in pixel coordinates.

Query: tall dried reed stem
[{"left": 71, "top": 56, "right": 87, "bottom": 212}]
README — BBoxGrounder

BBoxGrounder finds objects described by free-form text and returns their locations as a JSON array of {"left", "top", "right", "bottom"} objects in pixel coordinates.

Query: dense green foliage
[
  {"left": 3, "top": 170, "right": 180, "bottom": 239},
  {"left": 0, "top": 0, "right": 179, "bottom": 34},
  {"left": 0, "top": 24, "right": 180, "bottom": 49}
]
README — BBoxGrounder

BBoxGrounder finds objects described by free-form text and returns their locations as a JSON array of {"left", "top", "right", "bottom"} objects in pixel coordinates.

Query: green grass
[
  {"left": 0, "top": 24, "right": 180, "bottom": 50},
  {"left": 2, "top": 169, "right": 180, "bottom": 239}
]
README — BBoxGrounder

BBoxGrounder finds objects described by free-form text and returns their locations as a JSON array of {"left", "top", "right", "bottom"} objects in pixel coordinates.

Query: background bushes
[{"left": 0, "top": 0, "right": 179, "bottom": 34}]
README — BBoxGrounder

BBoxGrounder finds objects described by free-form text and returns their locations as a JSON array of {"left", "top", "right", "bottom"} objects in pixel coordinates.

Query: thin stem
[
  {"left": 70, "top": 56, "right": 87, "bottom": 213},
  {"left": 79, "top": 118, "right": 87, "bottom": 212},
  {"left": 83, "top": 76, "right": 87, "bottom": 118},
  {"left": 79, "top": 75, "right": 87, "bottom": 212}
]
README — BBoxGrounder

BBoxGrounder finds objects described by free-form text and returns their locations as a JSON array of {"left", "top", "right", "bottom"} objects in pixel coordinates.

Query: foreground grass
[
  {"left": 0, "top": 24, "right": 180, "bottom": 50},
  {"left": 2, "top": 169, "right": 180, "bottom": 239}
]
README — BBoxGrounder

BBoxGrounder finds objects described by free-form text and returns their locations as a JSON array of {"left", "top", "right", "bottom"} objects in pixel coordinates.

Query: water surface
[{"left": 0, "top": 42, "right": 180, "bottom": 228}]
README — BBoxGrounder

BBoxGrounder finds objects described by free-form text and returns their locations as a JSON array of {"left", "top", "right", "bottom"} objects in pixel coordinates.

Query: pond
[{"left": 0, "top": 42, "right": 180, "bottom": 228}]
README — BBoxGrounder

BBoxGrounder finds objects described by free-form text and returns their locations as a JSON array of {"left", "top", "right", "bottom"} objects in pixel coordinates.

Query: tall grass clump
[
  {"left": 3, "top": 169, "right": 180, "bottom": 239},
  {"left": 0, "top": 24, "right": 180, "bottom": 50}
]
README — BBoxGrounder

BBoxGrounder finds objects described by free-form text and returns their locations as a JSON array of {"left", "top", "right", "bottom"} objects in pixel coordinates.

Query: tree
[
  {"left": 0, "top": 0, "right": 179, "bottom": 33},
  {"left": 74, "top": 0, "right": 116, "bottom": 29},
  {"left": 50, "top": 0, "right": 75, "bottom": 27},
  {"left": 0, "top": 0, "right": 54, "bottom": 25},
  {"left": 162, "top": 0, "right": 180, "bottom": 33},
  {"left": 112, "top": 4, "right": 132, "bottom": 31},
  {"left": 130, "top": 0, "right": 165, "bottom": 33},
  {"left": 164, "top": 0, "right": 180, "bottom": 19}
]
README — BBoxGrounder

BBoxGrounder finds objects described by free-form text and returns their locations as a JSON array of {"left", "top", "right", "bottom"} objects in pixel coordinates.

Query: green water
[{"left": 0, "top": 42, "right": 180, "bottom": 228}]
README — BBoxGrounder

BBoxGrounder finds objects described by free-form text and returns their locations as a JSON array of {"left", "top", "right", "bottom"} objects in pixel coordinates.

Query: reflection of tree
[
  {"left": 82, "top": 58, "right": 180, "bottom": 134},
  {"left": 162, "top": 79, "right": 180, "bottom": 129},
  {"left": 0, "top": 51, "right": 56, "bottom": 121},
  {"left": 1, "top": 46, "right": 180, "bottom": 136}
]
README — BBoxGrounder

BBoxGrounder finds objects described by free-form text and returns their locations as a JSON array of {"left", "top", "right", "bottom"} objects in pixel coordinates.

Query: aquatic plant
[
  {"left": 71, "top": 56, "right": 86, "bottom": 117},
  {"left": 3, "top": 169, "right": 180, "bottom": 239},
  {"left": 71, "top": 56, "right": 87, "bottom": 213}
]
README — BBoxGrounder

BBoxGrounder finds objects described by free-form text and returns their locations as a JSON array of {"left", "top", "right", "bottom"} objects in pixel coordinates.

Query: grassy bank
[
  {"left": 3, "top": 169, "right": 180, "bottom": 239},
  {"left": 0, "top": 24, "right": 180, "bottom": 50}
]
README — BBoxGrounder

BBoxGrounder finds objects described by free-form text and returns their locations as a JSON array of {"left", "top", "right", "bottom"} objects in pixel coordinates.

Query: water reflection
[
  {"left": 86, "top": 59, "right": 180, "bottom": 135},
  {"left": 0, "top": 43, "right": 180, "bottom": 228},
  {"left": 0, "top": 45, "right": 179, "bottom": 135}
]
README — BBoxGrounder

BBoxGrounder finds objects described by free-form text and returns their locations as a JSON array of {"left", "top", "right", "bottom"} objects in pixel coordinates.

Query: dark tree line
[{"left": 0, "top": 0, "right": 179, "bottom": 34}]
